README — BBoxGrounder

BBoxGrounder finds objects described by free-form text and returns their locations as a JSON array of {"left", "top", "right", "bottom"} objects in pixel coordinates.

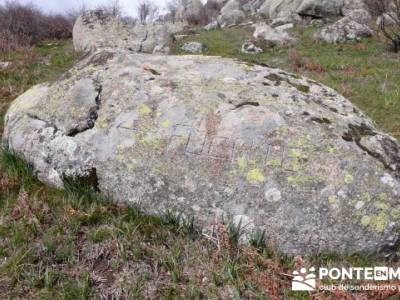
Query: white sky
[{"left": 0, "top": 0, "right": 169, "bottom": 17}]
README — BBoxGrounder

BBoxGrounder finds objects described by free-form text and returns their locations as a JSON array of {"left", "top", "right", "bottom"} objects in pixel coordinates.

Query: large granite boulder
[
  {"left": 4, "top": 50, "right": 400, "bottom": 256},
  {"left": 176, "top": 0, "right": 205, "bottom": 22},
  {"left": 217, "top": 9, "right": 246, "bottom": 27},
  {"left": 73, "top": 10, "right": 185, "bottom": 53},
  {"left": 257, "top": 0, "right": 367, "bottom": 20},
  {"left": 258, "top": 0, "right": 303, "bottom": 19},
  {"left": 253, "top": 23, "right": 296, "bottom": 46},
  {"left": 297, "top": 0, "right": 344, "bottom": 18},
  {"left": 316, "top": 17, "right": 373, "bottom": 43}
]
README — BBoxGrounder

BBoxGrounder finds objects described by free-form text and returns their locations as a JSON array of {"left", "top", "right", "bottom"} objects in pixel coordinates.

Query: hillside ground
[{"left": 0, "top": 26, "right": 399, "bottom": 299}]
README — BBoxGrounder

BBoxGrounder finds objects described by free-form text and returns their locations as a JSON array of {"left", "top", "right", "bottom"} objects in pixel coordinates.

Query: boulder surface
[
  {"left": 253, "top": 23, "right": 296, "bottom": 46},
  {"left": 73, "top": 10, "right": 185, "bottom": 53},
  {"left": 317, "top": 17, "right": 373, "bottom": 43},
  {"left": 4, "top": 50, "right": 400, "bottom": 256}
]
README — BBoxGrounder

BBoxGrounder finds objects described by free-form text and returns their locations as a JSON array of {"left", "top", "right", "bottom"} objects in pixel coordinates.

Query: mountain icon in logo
[{"left": 292, "top": 267, "right": 316, "bottom": 291}]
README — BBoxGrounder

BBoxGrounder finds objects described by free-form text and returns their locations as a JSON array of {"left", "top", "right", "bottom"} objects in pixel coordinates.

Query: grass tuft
[
  {"left": 0, "top": 149, "right": 39, "bottom": 190},
  {"left": 249, "top": 229, "right": 267, "bottom": 250},
  {"left": 63, "top": 177, "right": 110, "bottom": 208}
]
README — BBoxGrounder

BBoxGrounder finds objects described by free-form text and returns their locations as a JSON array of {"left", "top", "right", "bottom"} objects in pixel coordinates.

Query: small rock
[
  {"left": 204, "top": 20, "right": 219, "bottom": 30},
  {"left": 152, "top": 45, "right": 170, "bottom": 54},
  {"left": 241, "top": 41, "right": 263, "bottom": 54},
  {"left": 274, "top": 23, "right": 294, "bottom": 31},
  {"left": 0, "top": 61, "right": 11, "bottom": 70},
  {"left": 181, "top": 42, "right": 207, "bottom": 53}
]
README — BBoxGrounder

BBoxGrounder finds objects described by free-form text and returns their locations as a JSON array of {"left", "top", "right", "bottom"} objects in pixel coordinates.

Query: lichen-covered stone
[
  {"left": 4, "top": 50, "right": 400, "bottom": 256},
  {"left": 73, "top": 10, "right": 185, "bottom": 53},
  {"left": 316, "top": 17, "right": 373, "bottom": 44},
  {"left": 253, "top": 23, "right": 296, "bottom": 47}
]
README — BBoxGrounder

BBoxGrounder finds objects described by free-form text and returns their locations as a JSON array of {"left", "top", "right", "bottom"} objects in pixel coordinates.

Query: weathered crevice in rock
[
  {"left": 380, "top": 137, "right": 400, "bottom": 176},
  {"left": 143, "top": 67, "right": 161, "bottom": 76},
  {"left": 342, "top": 123, "right": 376, "bottom": 142},
  {"left": 68, "top": 81, "right": 103, "bottom": 137},
  {"left": 310, "top": 116, "right": 331, "bottom": 124},
  {"left": 138, "top": 30, "right": 149, "bottom": 53},
  {"left": 264, "top": 73, "right": 310, "bottom": 93},
  {"left": 343, "top": 123, "right": 400, "bottom": 177},
  {"left": 88, "top": 51, "right": 115, "bottom": 66},
  {"left": 233, "top": 101, "right": 260, "bottom": 109}
]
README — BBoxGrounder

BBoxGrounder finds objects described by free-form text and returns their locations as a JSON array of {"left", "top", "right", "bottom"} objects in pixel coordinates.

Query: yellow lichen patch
[
  {"left": 284, "top": 159, "right": 306, "bottom": 172},
  {"left": 361, "top": 215, "right": 371, "bottom": 226},
  {"left": 391, "top": 208, "right": 400, "bottom": 219},
  {"left": 344, "top": 174, "right": 354, "bottom": 184},
  {"left": 374, "top": 201, "right": 388, "bottom": 211},
  {"left": 328, "top": 195, "right": 338, "bottom": 205},
  {"left": 116, "top": 154, "right": 125, "bottom": 162},
  {"left": 288, "top": 149, "right": 302, "bottom": 158},
  {"left": 379, "top": 192, "right": 388, "bottom": 201},
  {"left": 237, "top": 157, "right": 247, "bottom": 170},
  {"left": 126, "top": 162, "right": 136, "bottom": 171},
  {"left": 290, "top": 135, "right": 311, "bottom": 148},
  {"left": 97, "top": 118, "right": 108, "bottom": 129},
  {"left": 369, "top": 212, "right": 387, "bottom": 233},
  {"left": 266, "top": 159, "right": 282, "bottom": 167},
  {"left": 246, "top": 169, "right": 265, "bottom": 184},
  {"left": 287, "top": 175, "right": 317, "bottom": 186},
  {"left": 362, "top": 192, "right": 371, "bottom": 202},
  {"left": 140, "top": 136, "right": 161, "bottom": 150},
  {"left": 161, "top": 119, "right": 171, "bottom": 128},
  {"left": 137, "top": 104, "right": 152, "bottom": 115},
  {"left": 361, "top": 213, "right": 388, "bottom": 232}
]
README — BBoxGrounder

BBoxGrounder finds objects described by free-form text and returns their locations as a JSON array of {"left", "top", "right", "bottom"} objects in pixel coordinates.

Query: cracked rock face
[
  {"left": 73, "top": 10, "right": 185, "bottom": 53},
  {"left": 4, "top": 50, "right": 400, "bottom": 255}
]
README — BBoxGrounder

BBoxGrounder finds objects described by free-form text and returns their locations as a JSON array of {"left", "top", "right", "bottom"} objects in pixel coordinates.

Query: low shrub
[{"left": 0, "top": 1, "right": 72, "bottom": 53}]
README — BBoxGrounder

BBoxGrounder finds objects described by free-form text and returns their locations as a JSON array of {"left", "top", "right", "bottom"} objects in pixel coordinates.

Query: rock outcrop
[
  {"left": 253, "top": 23, "right": 296, "bottom": 46},
  {"left": 73, "top": 10, "right": 185, "bottom": 53},
  {"left": 217, "top": 6, "right": 246, "bottom": 28},
  {"left": 4, "top": 49, "right": 400, "bottom": 256},
  {"left": 317, "top": 17, "right": 373, "bottom": 43},
  {"left": 215, "top": 0, "right": 368, "bottom": 27},
  {"left": 176, "top": 0, "right": 205, "bottom": 22},
  {"left": 297, "top": 0, "right": 344, "bottom": 18}
]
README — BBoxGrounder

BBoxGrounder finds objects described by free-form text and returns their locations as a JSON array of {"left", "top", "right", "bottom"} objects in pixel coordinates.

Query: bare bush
[
  {"left": 167, "top": 0, "right": 179, "bottom": 23},
  {"left": 66, "top": 3, "right": 87, "bottom": 25},
  {"left": 97, "top": 0, "right": 122, "bottom": 18},
  {"left": 366, "top": 0, "right": 400, "bottom": 52},
  {"left": 0, "top": 0, "right": 72, "bottom": 53},
  {"left": 137, "top": 0, "right": 159, "bottom": 24}
]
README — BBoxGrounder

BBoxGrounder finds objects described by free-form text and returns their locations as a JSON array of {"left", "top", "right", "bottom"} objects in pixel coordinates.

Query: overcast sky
[{"left": 0, "top": 0, "right": 169, "bottom": 16}]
